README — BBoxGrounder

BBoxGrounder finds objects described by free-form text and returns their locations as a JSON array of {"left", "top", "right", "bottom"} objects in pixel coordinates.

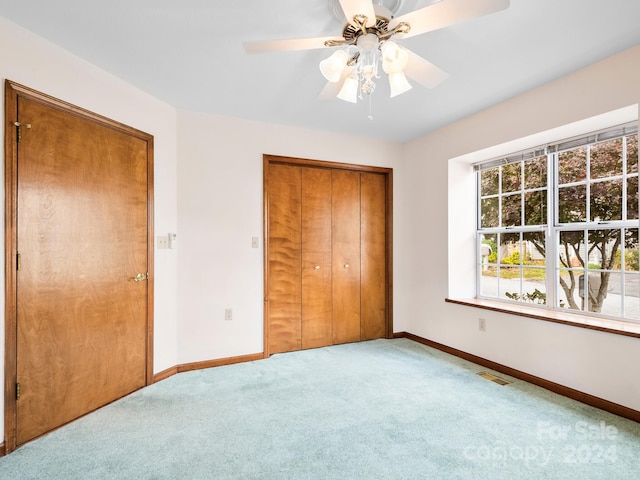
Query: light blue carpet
[{"left": 1, "top": 338, "right": 639, "bottom": 479}]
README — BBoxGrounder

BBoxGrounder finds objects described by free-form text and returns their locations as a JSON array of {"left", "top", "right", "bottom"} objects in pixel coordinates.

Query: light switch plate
[{"left": 157, "top": 235, "right": 169, "bottom": 249}]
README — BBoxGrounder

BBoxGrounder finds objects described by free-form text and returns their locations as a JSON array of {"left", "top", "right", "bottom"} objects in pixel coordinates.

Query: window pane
[
  {"left": 479, "top": 234, "right": 498, "bottom": 297},
  {"left": 558, "top": 268, "right": 584, "bottom": 311},
  {"left": 480, "top": 233, "right": 497, "bottom": 264},
  {"left": 558, "top": 185, "right": 586, "bottom": 223},
  {"left": 588, "top": 229, "right": 621, "bottom": 271},
  {"left": 627, "top": 134, "right": 638, "bottom": 174},
  {"left": 524, "top": 190, "right": 546, "bottom": 225},
  {"left": 524, "top": 157, "right": 547, "bottom": 189},
  {"left": 590, "top": 179, "right": 622, "bottom": 222},
  {"left": 558, "top": 147, "right": 586, "bottom": 184},
  {"left": 627, "top": 176, "right": 638, "bottom": 220},
  {"left": 590, "top": 138, "right": 623, "bottom": 179},
  {"left": 623, "top": 273, "right": 640, "bottom": 321},
  {"left": 522, "top": 269, "right": 547, "bottom": 304},
  {"left": 523, "top": 232, "right": 546, "bottom": 266},
  {"left": 501, "top": 194, "right": 521, "bottom": 227},
  {"left": 624, "top": 229, "right": 639, "bottom": 272},
  {"left": 558, "top": 230, "right": 585, "bottom": 269},
  {"left": 480, "top": 197, "right": 499, "bottom": 228},
  {"left": 590, "top": 272, "right": 620, "bottom": 317},
  {"left": 501, "top": 163, "right": 521, "bottom": 193},
  {"left": 479, "top": 270, "right": 498, "bottom": 298},
  {"left": 500, "top": 232, "right": 521, "bottom": 265},
  {"left": 499, "top": 266, "right": 520, "bottom": 300},
  {"left": 481, "top": 167, "right": 499, "bottom": 196}
]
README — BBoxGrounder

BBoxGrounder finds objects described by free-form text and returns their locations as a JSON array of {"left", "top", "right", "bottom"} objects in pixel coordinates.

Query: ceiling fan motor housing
[
  {"left": 342, "top": 6, "right": 394, "bottom": 43},
  {"left": 329, "top": 0, "right": 402, "bottom": 23}
]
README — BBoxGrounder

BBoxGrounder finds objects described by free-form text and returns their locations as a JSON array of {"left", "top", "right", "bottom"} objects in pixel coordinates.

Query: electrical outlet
[
  {"left": 225, "top": 308, "right": 233, "bottom": 321},
  {"left": 479, "top": 318, "right": 486, "bottom": 332}
]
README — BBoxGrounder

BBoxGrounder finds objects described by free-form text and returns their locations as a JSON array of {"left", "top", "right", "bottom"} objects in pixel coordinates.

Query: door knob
[
  {"left": 344, "top": 264, "right": 350, "bottom": 268},
  {"left": 314, "top": 265, "right": 320, "bottom": 270},
  {"left": 132, "top": 272, "right": 148, "bottom": 282}
]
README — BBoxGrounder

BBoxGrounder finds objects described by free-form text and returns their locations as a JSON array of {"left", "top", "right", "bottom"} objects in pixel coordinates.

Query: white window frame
[{"left": 475, "top": 122, "right": 638, "bottom": 322}]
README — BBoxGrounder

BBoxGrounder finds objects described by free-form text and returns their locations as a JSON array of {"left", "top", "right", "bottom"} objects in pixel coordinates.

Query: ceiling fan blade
[
  {"left": 389, "top": 0, "right": 510, "bottom": 39},
  {"left": 318, "top": 66, "right": 355, "bottom": 100},
  {"left": 402, "top": 48, "right": 450, "bottom": 89},
  {"left": 244, "top": 36, "right": 344, "bottom": 54},
  {"left": 338, "top": 0, "right": 377, "bottom": 27}
]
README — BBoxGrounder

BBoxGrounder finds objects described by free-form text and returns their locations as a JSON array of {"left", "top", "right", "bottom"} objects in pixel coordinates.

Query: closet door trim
[{"left": 263, "top": 154, "right": 393, "bottom": 357}]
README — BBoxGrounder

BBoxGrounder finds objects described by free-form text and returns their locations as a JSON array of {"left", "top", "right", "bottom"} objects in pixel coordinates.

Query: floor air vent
[{"left": 477, "top": 371, "right": 512, "bottom": 386}]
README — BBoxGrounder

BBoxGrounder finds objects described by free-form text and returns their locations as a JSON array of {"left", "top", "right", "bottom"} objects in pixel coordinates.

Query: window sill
[{"left": 444, "top": 298, "right": 640, "bottom": 338}]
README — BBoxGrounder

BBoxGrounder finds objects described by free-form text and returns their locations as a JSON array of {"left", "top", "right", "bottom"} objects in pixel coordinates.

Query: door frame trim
[
  {"left": 263, "top": 154, "right": 393, "bottom": 357},
  {"left": 3, "top": 80, "right": 155, "bottom": 453}
]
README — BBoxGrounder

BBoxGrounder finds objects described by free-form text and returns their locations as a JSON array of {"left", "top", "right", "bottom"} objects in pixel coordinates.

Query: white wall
[
  {"left": 398, "top": 45, "right": 640, "bottom": 410},
  {"left": 0, "top": 14, "right": 180, "bottom": 444},
  {"left": 176, "top": 111, "right": 401, "bottom": 364}
]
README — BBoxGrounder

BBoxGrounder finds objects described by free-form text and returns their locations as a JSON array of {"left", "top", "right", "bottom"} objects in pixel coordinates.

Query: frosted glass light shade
[
  {"left": 388, "top": 71, "right": 412, "bottom": 97},
  {"left": 381, "top": 41, "right": 408, "bottom": 74},
  {"left": 337, "top": 75, "right": 359, "bottom": 103},
  {"left": 319, "top": 50, "right": 348, "bottom": 82}
]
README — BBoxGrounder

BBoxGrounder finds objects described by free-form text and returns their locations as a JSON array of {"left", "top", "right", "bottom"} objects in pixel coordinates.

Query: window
[{"left": 476, "top": 124, "right": 639, "bottom": 322}]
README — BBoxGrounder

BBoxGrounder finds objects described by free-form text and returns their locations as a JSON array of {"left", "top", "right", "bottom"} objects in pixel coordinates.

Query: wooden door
[
  {"left": 361, "top": 173, "right": 387, "bottom": 340},
  {"left": 301, "top": 168, "right": 332, "bottom": 349},
  {"left": 332, "top": 170, "right": 362, "bottom": 344},
  {"left": 266, "top": 164, "right": 302, "bottom": 354},
  {"left": 264, "top": 155, "right": 392, "bottom": 356},
  {"left": 7, "top": 85, "right": 152, "bottom": 447}
]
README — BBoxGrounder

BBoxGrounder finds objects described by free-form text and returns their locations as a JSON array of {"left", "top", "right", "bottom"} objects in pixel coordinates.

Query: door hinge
[
  {"left": 14, "top": 122, "right": 31, "bottom": 143},
  {"left": 16, "top": 383, "right": 21, "bottom": 400},
  {"left": 17, "top": 253, "right": 21, "bottom": 271}
]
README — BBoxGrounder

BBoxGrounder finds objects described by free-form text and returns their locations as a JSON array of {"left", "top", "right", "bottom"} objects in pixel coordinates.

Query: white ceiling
[{"left": 1, "top": 0, "right": 639, "bottom": 143}]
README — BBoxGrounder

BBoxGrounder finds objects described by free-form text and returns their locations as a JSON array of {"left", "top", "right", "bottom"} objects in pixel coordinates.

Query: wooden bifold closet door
[{"left": 264, "top": 155, "right": 392, "bottom": 356}]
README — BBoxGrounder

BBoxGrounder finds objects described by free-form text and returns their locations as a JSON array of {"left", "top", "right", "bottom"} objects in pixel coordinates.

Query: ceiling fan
[{"left": 244, "top": 0, "right": 510, "bottom": 105}]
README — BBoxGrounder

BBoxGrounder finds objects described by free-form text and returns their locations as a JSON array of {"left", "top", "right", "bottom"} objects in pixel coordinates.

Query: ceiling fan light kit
[
  {"left": 319, "top": 50, "right": 350, "bottom": 83},
  {"left": 337, "top": 75, "right": 360, "bottom": 103},
  {"left": 388, "top": 71, "right": 412, "bottom": 98},
  {"left": 320, "top": 35, "right": 412, "bottom": 100},
  {"left": 245, "top": 0, "right": 509, "bottom": 107}
]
